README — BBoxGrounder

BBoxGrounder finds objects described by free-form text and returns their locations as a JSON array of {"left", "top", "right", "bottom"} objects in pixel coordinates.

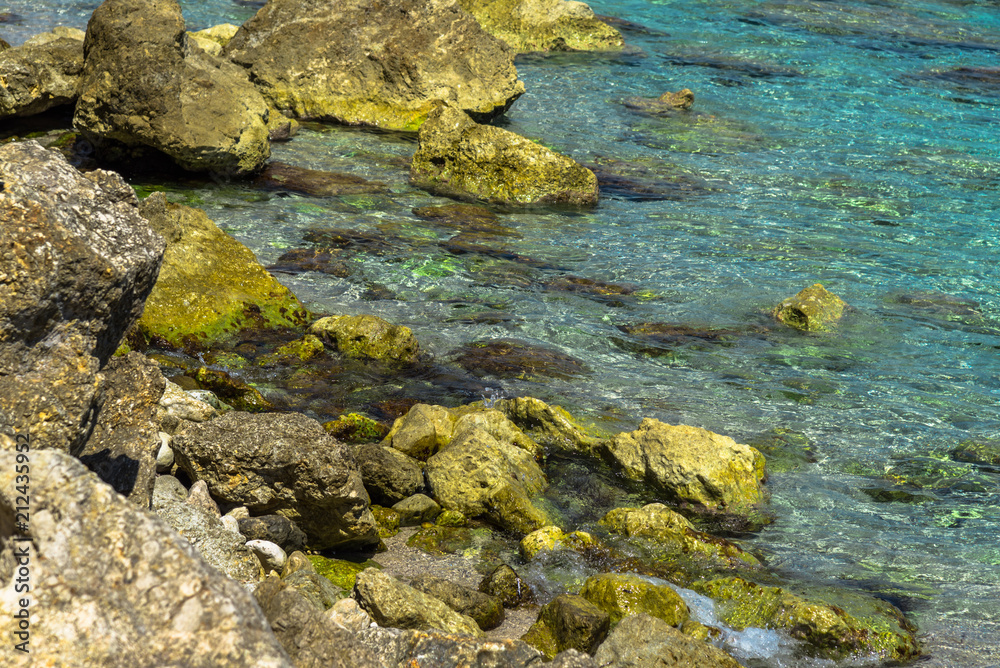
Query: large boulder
[
  {"left": 77, "top": 352, "right": 166, "bottom": 507},
  {"left": 410, "top": 104, "right": 599, "bottom": 206},
  {"left": 353, "top": 444, "right": 426, "bottom": 506},
  {"left": 223, "top": 0, "right": 524, "bottom": 131},
  {"left": 0, "top": 140, "right": 163, "bottom": 454},
  {"left": 353, "top": 568, "right": 484, "bottom": 636},
  {"left": 593, "top": 613, "right": 745, "bottom": 668},
  {"left": 74, "top": 0, "right": 271, "bottom": 174},
  {"left": 136, "top": 193, "right": 309, "bottom": 351},
  {"left": 0, "top": 26, "right": 85, "bottom": 119},
  {"left": 0, "top": 448, "right": 293, "bottom": 667},
  {"left": 409, "top": 574, "right": 506, "bottom": 630},
  {"left": 596, "top": 419, "right": 767, "bottom": 516},
  {"left": 457, "top": 0, "right": 624, "bottom": 53},
  {"left": 171, "top": 411, "right": 379, "bottom": 550}
]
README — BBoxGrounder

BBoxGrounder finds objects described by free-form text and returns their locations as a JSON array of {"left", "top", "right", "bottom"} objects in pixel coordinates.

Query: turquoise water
[{"left": 5, "top": 0, "right": 1000, "bottom": 663}]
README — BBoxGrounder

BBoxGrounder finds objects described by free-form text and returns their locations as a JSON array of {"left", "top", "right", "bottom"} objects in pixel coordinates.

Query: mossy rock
[
  {"left": 951, "top": 437, "right": 1000, "bottom": 471},
  {"left": 192, "top": 366, "right": 272, "bottom": 412},
  {"left": 406, "top": 525, "right": 475, "bottom": 557},
  {"left": 453, "top": 338, "right": 590, "bottom": 381},
  {"left": 457, "top": 0, "right": 624, "bottom": 53},
  {"left": 521, "top": 594, "right": 610, "bottom": 660},
  {"left": 520, "top": 525, "right": 596, "bottom": 561},
  {"left": 307, "top": 555, "right": 382, "bottom": 591},
  {"left": 255, "top": 334, "right": 325, "bottom": 367},
  {"left": 772, "top": 283, "right": 847, "bottom": 332},
  {"left": 690, "top": 576, "right": 920, "bottom": 662},
  {"left": 436, "top": 509, "right": 469, "bottom": 527},
  {"left": 580, "top": 573, "right": 689, "bottom": 627},
  {"left": 370, "top": 505, "right": 401, "bottom": 538},
  {"left": 496, "top": 396, "right": 605, "bottom": 453},
  {"left": 310, "top": 314, "right": 420, "bottom": 364},
  {"left": 324, "top": 413, "right": 390, "bottom": 444},
  {"left": 746, "top": 427, "right": 818, "bottom": 473},
  {"left": 137, "top": 195, "right": 310, "bottom": 351}
]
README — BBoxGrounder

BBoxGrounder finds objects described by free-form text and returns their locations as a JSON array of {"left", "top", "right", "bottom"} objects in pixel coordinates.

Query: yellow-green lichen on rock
[
  {"left": 690, "top": 576, "right": 920, "bottom": 662},
  {"left": 307, "top": 554, "right": 382, "bottom": 591},
  {"left": 458, "top": 0, "right": 624, "bottom": 53},
  {"left": 410, "top": 104, "right": 599, "bottom": 207},
  {"left": 520, "top": 525, "right": 596, "bottom": 560},
  {"left": 580, "top": 572, "right": 689, "bottom": 627},
  {"left": 773, "top": 283, "right": 847, "bottom": 332},
  {"left": 309, "top": 314, "right": 420, "bottom": 364},
  {"left": 136, "top": 193, "right": 310, "bottom": 351}
]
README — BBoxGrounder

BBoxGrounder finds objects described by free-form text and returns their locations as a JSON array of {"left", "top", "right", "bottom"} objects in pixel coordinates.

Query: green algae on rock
[
  {"left": 597, "top": 419, "right": 768, "bottom": 517},
  {"left": 521, "top": 594, "right": 610, "bottom": 659},
  {"left": 520, "top": 525, "right": 596, "bottom": 561},
  {"left": 497, "top": 396, "right": 604, "bottom": 453},
  {"left": 773, "top": 283, "right": 847, "bottom": 332},
  {"left": 690, "top": 576, "right": 920, "bottom": 662},
  {"left": 410, "top": 104, "right": 599, "bottom": 206},
  {"left": 453, "top": 338, "right": 591, "bottom": 380},
  {"left": 192, "top": 366, "right": 272, "bottom": 413},
  {"left": 136, "top": 194, "right": 309, "bottom": 351},
  {"left": 370, "top": 505, "right": 401, "bottom": 538},
  {"left": 457, "top": 0, "right": 624, "bottom": 53},
  {"left": 307, "top": 554, "right": 382, "bottom": 591},
  {"left": 950, "top": 437, "right": 1000, "bottom": 470},
  {"left": 309, "top": 314, "right": 420, "bottom": 364},
  {"left": 323, "top": 413, "right": 390, "bottom": 444},
  {"left": 223, "top": 0, "right": 523, "bottom": 131},
  {"left": 580, "top": 572, "right": 689, "bottom": 627}
]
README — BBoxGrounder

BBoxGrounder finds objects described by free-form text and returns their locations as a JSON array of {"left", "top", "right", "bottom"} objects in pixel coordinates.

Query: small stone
[
  {"left": 436, "top": 509, "right": 468, "bottom": 527},
  {"left": 282, "top": 551, "right": 315, "bottom": 578},
  {"left": 327, "top": 597, "right": 373, "bottom": 633},
  {"left": 187, "top": 480, "right": 220, "bottom": 517},
  {"left": 246, "top": 539, "right": 288, "bottom": 574},
  {"left": 220, "top": 515, "right": 241, "bottom": 534},
  {"left": 226, "top": 506, "right": 251, "bottom": 521},
  {"left": 155, "top": 432, "right": 175, "bottom": 472}
]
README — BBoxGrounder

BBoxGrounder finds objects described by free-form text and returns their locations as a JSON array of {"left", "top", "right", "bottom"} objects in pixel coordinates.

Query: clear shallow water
[{"left": 6, "top": 0, "right": 1000, "bottom": 664}]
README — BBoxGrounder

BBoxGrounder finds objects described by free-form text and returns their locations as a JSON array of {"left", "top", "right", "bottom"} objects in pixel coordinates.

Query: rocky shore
[{"left": 2, "top": 0, "right": 923, "bottom": 666}]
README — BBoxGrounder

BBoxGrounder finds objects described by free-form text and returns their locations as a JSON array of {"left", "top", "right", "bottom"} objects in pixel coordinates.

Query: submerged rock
[
  {"left": 772, "top": 283, "right": 847, "bottom": 332},
  {"left": 354, "top": 568, "right": 484, "bottom": 636},
  {"left": 521, "top": 594, "right": 610, "bottom": 659},
  {"left": 171, "top": 411, "right": 379, "bottom": 550},
  {"left": 951, "top": 437, "right": 1000, "bottom": 470},
  {"left": 597, "top": 420, "right": 767, "bottom": 517},
  {"left": 0, "top": 26, "right": 84, "bottom": 119},
  {"left": 412, "top": 203, "right": 520, "bottom": 237},
  {"left": 254, "top": 161, "right": 389, "bottom": 197},
  {"left": 223, "top": 0, "right": 524, "bottom": 131},
  {"left": 136, "top": 193, "right": 309, "bottom": 351},
  {"left": 310, "top": 314, "right": 420, "bottom": 364},
  {"left": 457, "top": 0, "right": 624, "bottom": 53},
  {"left": 410, "top": 104, "right": 599, "bottom": 206},
  {"left": 454, "top": 339, "right": 590, "bottom": 380},
  {"left": 622, "top": 88, "right": 695, "bottom": 115},
  {"left": 0, "top": 449, "right": 292, "bottom": 668},
  {"left": 0, "top": 141, "right": 163, "bottom": 454},
  {"left": 594, "top": 613, "right": 744, "bottom": 668},
  {"left": 690, "top": 576, "right": 920, "bottom": 662},
  {"left": 192, "top": 366, "right": 273, "bottom": 412},
  {"left": 74, "top": 0, "right": 270, "bottom": 174}
]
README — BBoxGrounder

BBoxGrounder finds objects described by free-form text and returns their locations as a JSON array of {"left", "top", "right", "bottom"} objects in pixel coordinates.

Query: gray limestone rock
[
  {"left": 0, "top": 26, "right": 84, "bottom": 119},
  {"left": 593, "top": 613, "right": 745, "bottom": 667}
]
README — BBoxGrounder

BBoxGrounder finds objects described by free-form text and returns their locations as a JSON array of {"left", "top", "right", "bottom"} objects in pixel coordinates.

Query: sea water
[{"left": 4, "top": 0, "right": 1000, "bottom": 664}]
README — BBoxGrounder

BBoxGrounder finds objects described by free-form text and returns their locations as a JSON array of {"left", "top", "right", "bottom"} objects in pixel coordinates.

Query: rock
[
  {"left": 282, "top": 570, "right": 345, "bottom": 611},
  {"left": 411, "top": 105, "right": 599, "bottom": 206},
  {"left": 354, "top": 568, "right": 484, "bottom": 636},
  {"left": 690, "top": 576, "right": 919, "bottom": 662},
  {"left": 0, "top": 26, "right": 84, "bottom": 119},
  {"left": 308, "top": 555, "right": 383, "bottom": 591},
  {"left": 951, "top": 437, "right": 1000, "bottom": 470},
  {"left": 247, "top": 539, "right": 288, "bottom": 573},
  {"left": 76, "top": 352, "right": 166, "bottom": 507},
  {"left": 74, "top": 0, "right": 270, "bottom": 174},
  {"left": 254, "top": 161, "right": 389, "bottom": 197},
  {"left": 426, "top": 422, "right": 551, "bottom": 534},
  {"left": 325, "top": 414, "right": 390, "bottom": 444},
  {"left": 328, "top": 597, "right": 374, "bottom": 633},
  {"left": 521, "top": 594, "right": 610, "bottom": 659},
  {"left": 152, "top": 476, "right": 263, "bottom": 582},
  {"left": 410, "top": 575, "right": 506, "bottom": 630},
  {"left": 157, "top": 380, "right": 220, "bottom": 429},
  {"left": 238, "top": 514, "right": 309, "bottom": 553},
  {"left": 283, "top": 551, "right": 315, "bottom": 577},
  {"left": 599, "top": 504, "right": 762, "bottom": 571},
  {"left": 593, "top": 613, "right": 744, "bottom": 668},
  {"left": 596, "top": 419, "right": 767, "bottom": 516},
  {"left": 256, "top": 335, "right": 326, "bottom": 367},
  {"left": 579, "top": 573, "right": 688, "bottom": 627},
  {"left": 186, "top": 479, "right": 221, "bottom": 516},
  {"left": 746, "top": 427, "right": 818, "bottom": 473},
  {"left": 520, "top": 526, "right": 596, "bottom": 561},
  {"left": 772, "top": 283, "right": 847, "bottom": 332},
  {"left": 547, "top": 649, "right": 599, "bottom": 668},
  {"left": 372, "top": 505, "right": 402, "bottom": 538},
  {"left": 353, "top": 443, "right": 426, "bottom": 506},
  {"left": 171, "top": 411, "right": 379, "bottom": 550},
  {"left": 453, "top": 339, "right": 590, "bottom": 380},
  {"left": 254, "top": 575, "right": 379, "bottom": 668},
  {"left": 268, "top": 248, "right": 353, "bottom": 277},
  {"left": 412, "top": 203, "right": 519, "bottom": 237},
  {"left": 187, "top": 23, "right": 240, "bottom": 56},
  {"left": 0, "top": 141, "right": 163, "bottom": 454},
  {"left": 156, "top": 432, "right": 175, "bottom": 472},
  {"left": 0, "top": 448, "right": 291, "bottom": 667},
  {"left": 223, "top": 0, "right": 523, "bottom": 131},
  {"left": 479, "top": 564, "right": 536, "bottom": 608},
  {"left": 383, "top": 404, "right": 457, "bottom": 460},
  {"left": 358, "top": 626, "right": 543, "bottom": 668},
  {"left": 497, "top": 396, "right": 601, "bottom": 452},
  {"left": 136, "top": 194, "right": 309, "bottom": 351},
  {"left": 393, "top": 493, "right": 442, "bottom": 526},
  {"left": 436, "top": 509, "right": 468, "bottom": 527},
  {"left": 192, "top": 366, "right": 273, "bottom": 412},
  {"left": 622, "top": 88, "right": 695, "bottom": 114},
  {"left": 457, "top": 0, "right": 624, "bottom": 53},
  {"left": 310, "top": 314, "right": 420, "bottom": 364}
]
